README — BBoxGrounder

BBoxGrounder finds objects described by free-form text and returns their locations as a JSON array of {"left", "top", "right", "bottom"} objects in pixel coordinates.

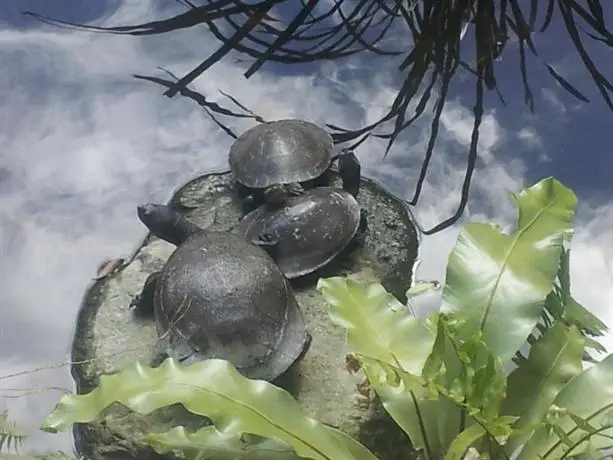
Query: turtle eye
[
  {"left": 259, "top": 232, "right": 275, "bottom": 243},
  {"left": 257, "top": 230, "right": 280, "bottom": 246}
]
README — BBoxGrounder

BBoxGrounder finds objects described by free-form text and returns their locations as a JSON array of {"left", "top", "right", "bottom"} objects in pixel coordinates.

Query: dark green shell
[
  {"left": 154, "top": 230, "right": 308, "bottom": 381},
  {"left": 229, "top": 119, "right": 334, "bottom": 189},
  {"left": 237, "top": 187, "right": 361, "bottom": 278}
]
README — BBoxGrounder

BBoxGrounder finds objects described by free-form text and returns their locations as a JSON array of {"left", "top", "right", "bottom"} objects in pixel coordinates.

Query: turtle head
[
  {"left": 263, "top": 183, "right": 304, "bottom": 208},
  {"left": 137, "top": 203, "right": 171, "bottom": 228},
  {"left": 137, "top": 203, "right": 201, "bottom": 246},
  {"left": 263, "top": 185, "right": 289, "bottom": 208},
  {"left": 251, "top": 230, "right": 280, "bottom": 258}
]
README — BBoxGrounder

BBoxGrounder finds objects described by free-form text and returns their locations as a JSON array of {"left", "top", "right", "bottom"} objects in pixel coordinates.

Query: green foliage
[
  {"left": 439, "top": 177, "right": 577, "bottom": 363},
  {"left": 502, "top": 322, "right": 585, "bottom": 454},
  {"left": 319, "top": 178, "right": 613, "bottom": 459},
  {"left": 322, "top": 277, "right": 435, "bottom": 375},
  {"left": 37, "top": 177, "right": 613, "bottom": 460},
  {"left": 144, "top": 426, "right": 298, "bottom": 460},
  {"left": 0, "top": 411, "right": 78, "bottom": 460},
  {"left": 538, "top": 247, "right": 608, "bottom": 363},
  {"left": 42, "top": 358, "right": 378, "bottom": 460},
  {"left": 517, "top": 353, "right": 613, "bottom": 459},
  {"left": 0, "top": 411, "right": 26, "bottom": 454}
]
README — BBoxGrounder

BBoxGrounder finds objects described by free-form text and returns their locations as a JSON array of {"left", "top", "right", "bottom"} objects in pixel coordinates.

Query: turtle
[
  {"left": 228, "top": 119, "right": 361, "bottom": 211},
  {"left": 236, "top": 187, "right": 368, "bottom": 279},
  {"left": 129, "top": 203, "right": 311, "bottom": 382}
]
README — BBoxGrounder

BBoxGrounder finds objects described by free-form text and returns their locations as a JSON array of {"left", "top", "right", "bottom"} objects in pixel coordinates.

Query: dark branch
[{"left": 23, "top": 0, "right": 613, "bottom": 234}]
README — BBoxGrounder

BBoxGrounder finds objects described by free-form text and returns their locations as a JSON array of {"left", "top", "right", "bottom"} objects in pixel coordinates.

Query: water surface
[{"left": 1, "top": 1, "right": 612, "bottom": 454}]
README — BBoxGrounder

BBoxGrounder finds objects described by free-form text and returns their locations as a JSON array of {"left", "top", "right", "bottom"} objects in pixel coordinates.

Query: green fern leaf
[{"left": 0, "top": 411, "right": 27, "bottom": 454}]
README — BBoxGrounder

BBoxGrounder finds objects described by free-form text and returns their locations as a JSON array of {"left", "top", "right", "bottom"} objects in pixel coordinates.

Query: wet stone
[{"left": 71, "top": 169, "right": 420, "bottom": 460}]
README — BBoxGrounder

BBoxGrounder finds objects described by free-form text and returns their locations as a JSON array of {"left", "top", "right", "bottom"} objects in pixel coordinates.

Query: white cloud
[
  {"left": 1, "top": 0, "right": 612, "bottom": 454},
  {"left": 541, "top": 87, "right": 569, "bottom": 117},
  {"left": 517, "top": 126, "right": 544, "bottom": 152}
]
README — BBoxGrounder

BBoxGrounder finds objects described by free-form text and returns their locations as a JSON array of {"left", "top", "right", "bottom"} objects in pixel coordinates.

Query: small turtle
[
  {"left": 130, "top": 203, "right": 311, "bottom": 382},
  {"left": 228, "top": 119, "right": 361, "bottom": 210},
  {"left": 237, "top": 187, "right": 368, "bottom": 279}
]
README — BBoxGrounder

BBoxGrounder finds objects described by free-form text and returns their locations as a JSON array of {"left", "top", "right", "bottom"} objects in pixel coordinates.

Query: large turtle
[
  {"left": 237, "top": 187, "right": 368, "bottom": 279},
  {"left": 228, "top": 119, "right": 361, "bottom": 211},
  {"left": 130, "top": 203, "right": 311, "bottom": 382}
]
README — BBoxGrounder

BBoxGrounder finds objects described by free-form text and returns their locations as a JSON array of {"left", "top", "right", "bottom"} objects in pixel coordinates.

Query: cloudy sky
[{"left": 1, "top": 0, "right": 613, "bottom": 454}]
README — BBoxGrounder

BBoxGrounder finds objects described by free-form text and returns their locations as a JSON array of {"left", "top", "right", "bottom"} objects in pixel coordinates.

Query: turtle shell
[
  {"left": 229, "top": 119, "right": 334, "bottom": 189},
  {"left": 153, "top": 230, "right": 308, "bottom": 381},
  {"left": 237, "top": 187, "right": 362, "bottom": 278}
]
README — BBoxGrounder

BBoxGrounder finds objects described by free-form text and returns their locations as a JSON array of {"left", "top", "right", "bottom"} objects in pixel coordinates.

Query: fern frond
[
  {"left": 0, "top": 411, "right": 27, "bottom": 453},
  {"left": 32, "top": 451, "right": 82, "bottom": 460}
]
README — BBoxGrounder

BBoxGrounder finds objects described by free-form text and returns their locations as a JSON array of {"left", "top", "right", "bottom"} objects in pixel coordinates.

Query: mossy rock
[{"left": 71, "top": 169, "right": 420, "bottom": 460}]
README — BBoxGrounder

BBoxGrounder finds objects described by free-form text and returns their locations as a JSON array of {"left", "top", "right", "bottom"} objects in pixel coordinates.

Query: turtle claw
[
  {"left": 338, "top": 150, "right": 361, "bottom": 198},
  {"left": 129, "top": 294, "right": 142, "bottom": 310},
  {"left": 131, "top": 271, "right": 160, "bottom": 318},
  {"left": 131, "top": 293, "right": 154, "bottom": 320},
  {"left": 285, "top": 182, "right": 305, "bottom": 197}
]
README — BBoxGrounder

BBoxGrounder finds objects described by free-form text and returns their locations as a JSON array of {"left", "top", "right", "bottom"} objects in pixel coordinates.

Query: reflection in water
[
  {"left": 26, "top": 1, "right": 613, "bottom": 234},
  {"left": 2, "top": 0, "right": 120, "bottom": 29},
  {"left": 0, "top": 213, "right": 25, "bottom": 265},
  {"left": 0, "top": 0, "right": 612, "bottom": 455}
]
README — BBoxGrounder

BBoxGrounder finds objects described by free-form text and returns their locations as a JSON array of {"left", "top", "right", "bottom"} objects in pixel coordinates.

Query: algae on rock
[{"left": 71, "top": 170, "right": 420, "bottom": 460}]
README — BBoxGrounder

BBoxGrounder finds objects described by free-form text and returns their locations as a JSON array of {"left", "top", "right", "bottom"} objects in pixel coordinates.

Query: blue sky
[{"left": 1, "top": 0, "right": 613, "bottom": 453}]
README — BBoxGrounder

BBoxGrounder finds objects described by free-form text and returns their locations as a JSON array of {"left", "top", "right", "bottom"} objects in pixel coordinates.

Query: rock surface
[{"left": 71, "top": 169, "right": 420, "bottom": 460}]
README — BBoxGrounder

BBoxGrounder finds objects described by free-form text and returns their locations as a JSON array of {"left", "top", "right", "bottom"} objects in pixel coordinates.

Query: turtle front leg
[
  {"left": 285, "top": 182, "right": 305, "bottom": 197},
  {"left": 130, "top": 271, "right": 160, "bottom": 318},
  {"left": 236, "top": 182, "right": 252, "bottom": 201},
  {"left": 235, "top": 182, "right": 258, "bottom": 214},
  {"left": 338, "top": 150, "right": 361, "bottom": 198},
  {"left": 264, "top": 183, "right": 304, "bottom": 209},
  {"left": 313, "top": 170, "right": 331, "bottom": 188},
  {"left": 354, "top": 209, "right": 369, "bottom": 245},
  {"left": 241, "top": 196, "right": 257, "bottom": 215}
]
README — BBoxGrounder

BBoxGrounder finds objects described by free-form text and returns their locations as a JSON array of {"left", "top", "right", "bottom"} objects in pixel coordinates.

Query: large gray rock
[{"left": 71, "top": 169, "right": 420, "bottom": 460}]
